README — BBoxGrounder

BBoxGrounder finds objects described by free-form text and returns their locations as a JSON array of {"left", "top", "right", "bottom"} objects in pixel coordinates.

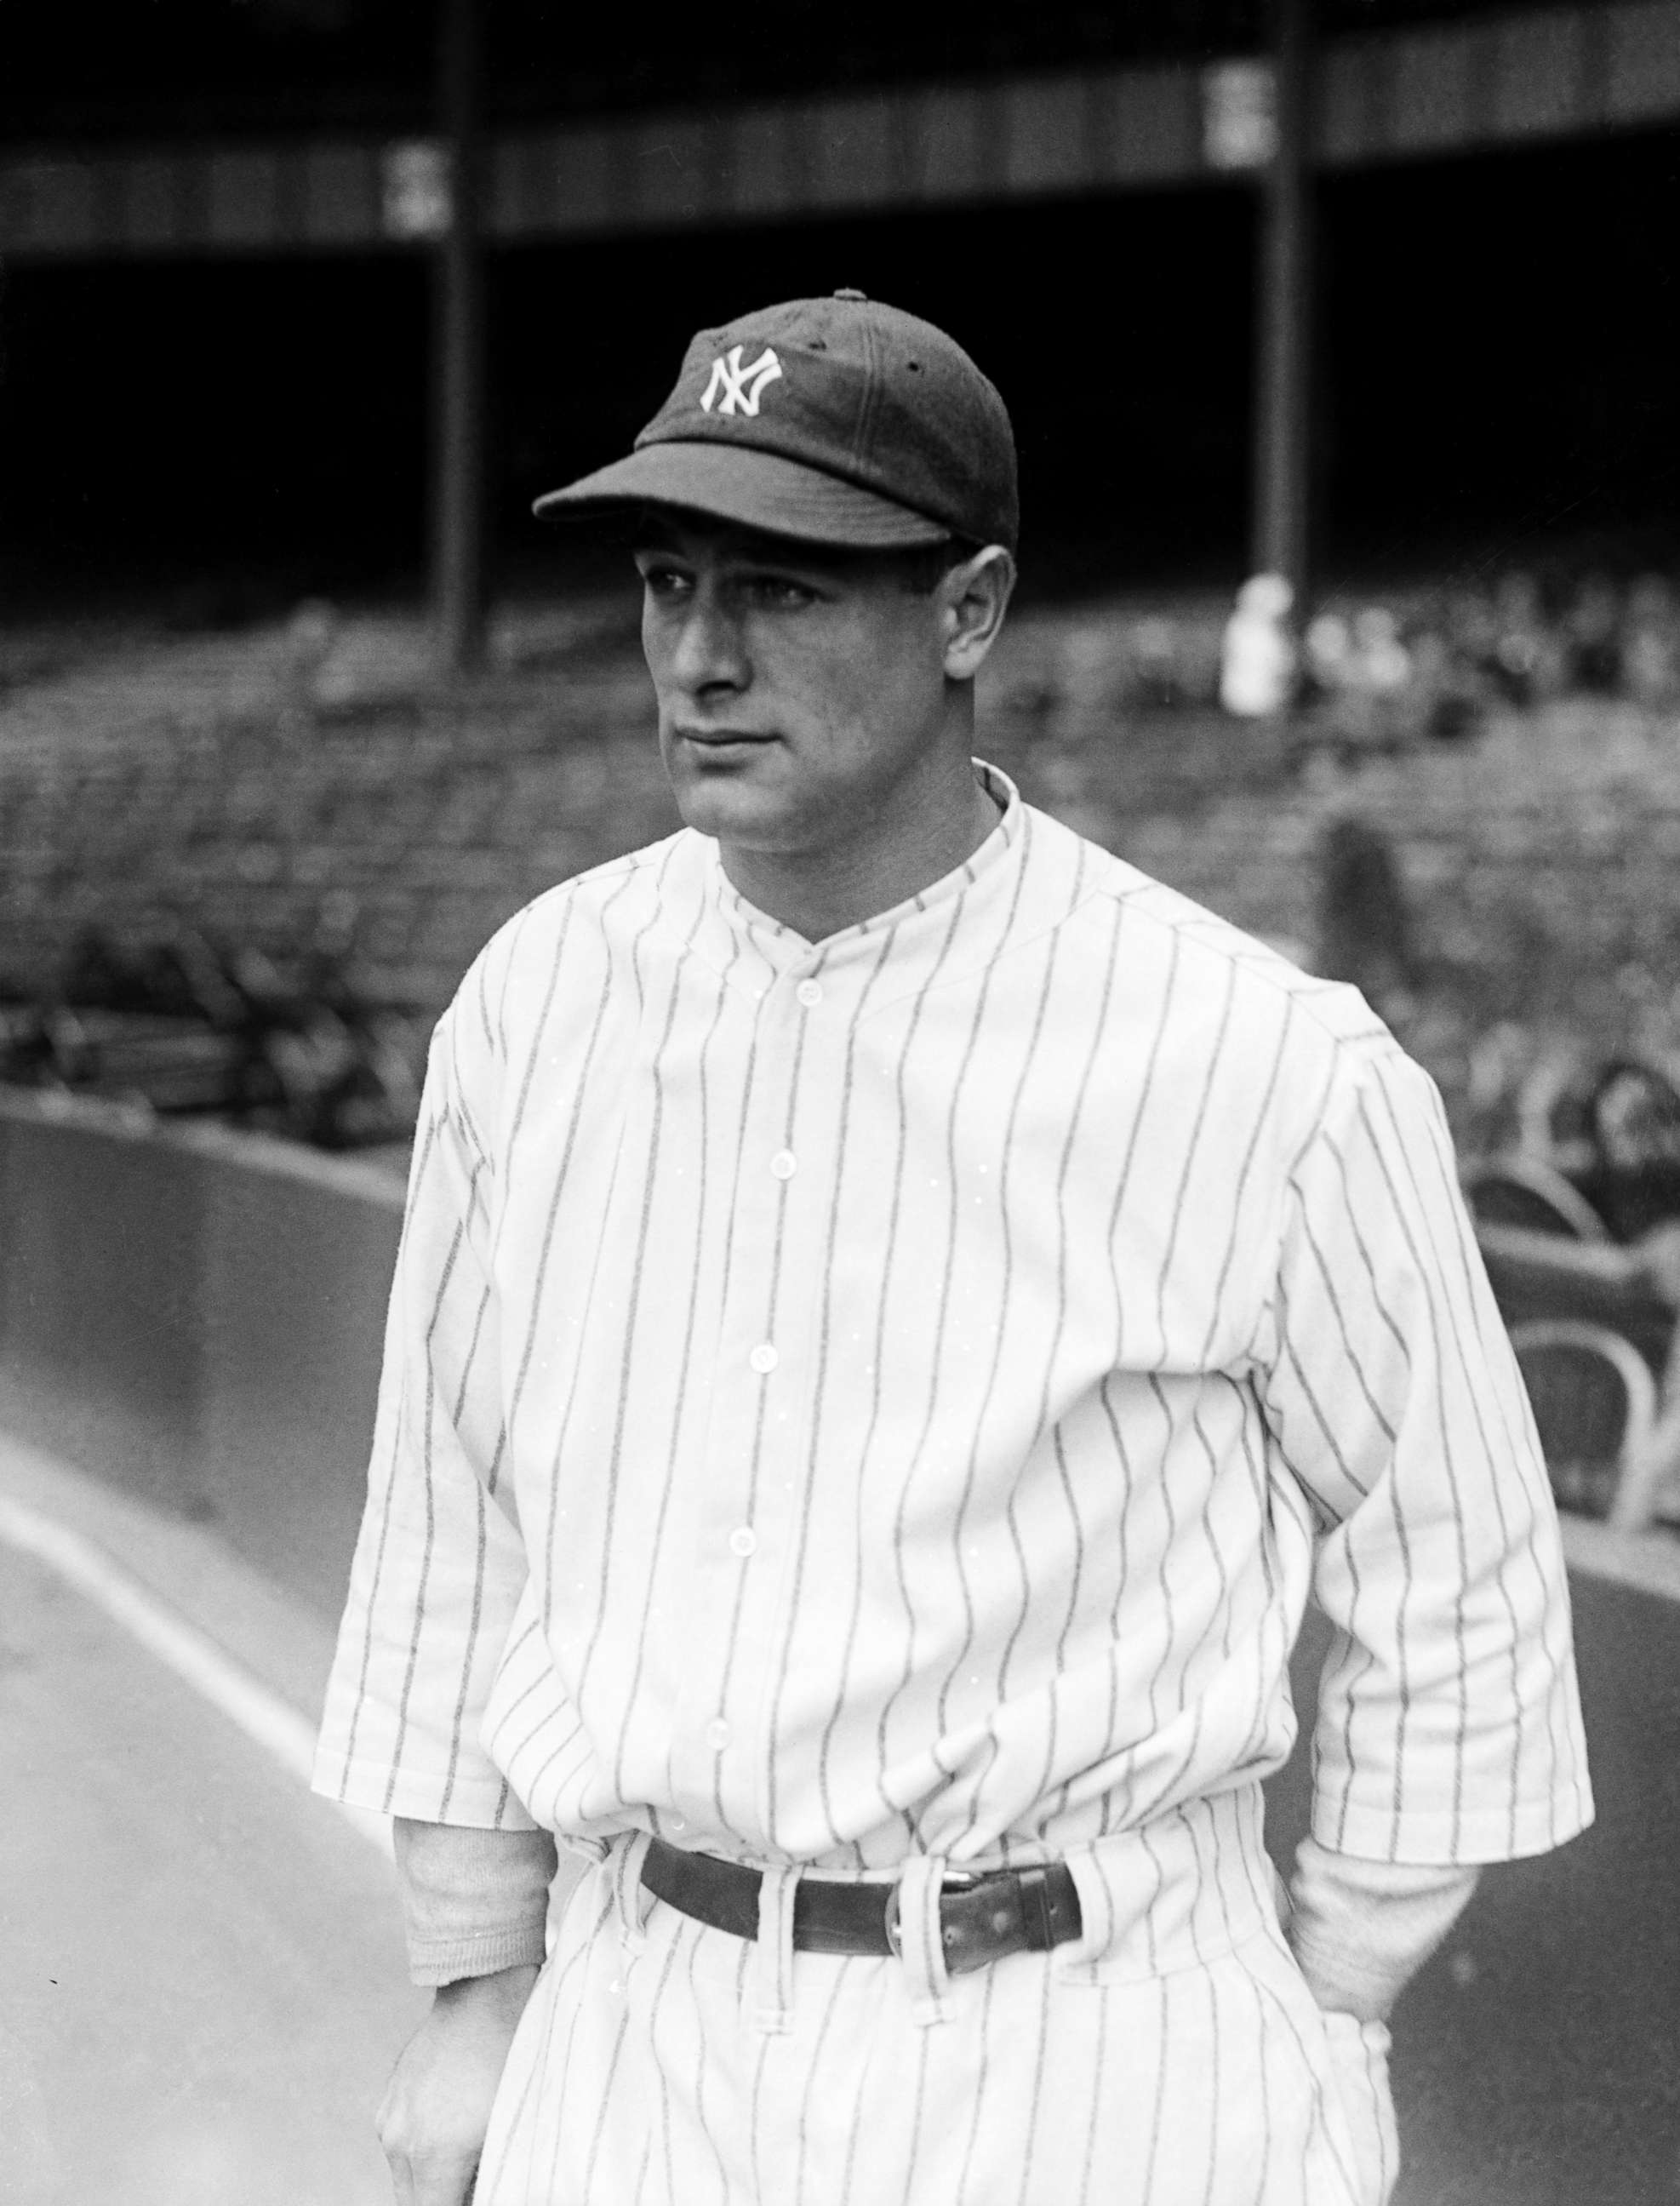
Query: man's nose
[{"left": 668, "top": 592, "right": 749, "bottom": 694}]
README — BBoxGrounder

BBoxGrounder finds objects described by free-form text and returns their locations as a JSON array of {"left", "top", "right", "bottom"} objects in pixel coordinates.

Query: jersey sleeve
[
  {"left": 1256, "top": 1038, "right": 1593, "bottom": 1866},
  {"left": 312, "top": 983, "right": 536, "bottom": 1829}
]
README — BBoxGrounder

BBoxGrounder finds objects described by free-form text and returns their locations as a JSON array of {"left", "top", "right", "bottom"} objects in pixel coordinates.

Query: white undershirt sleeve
[{"left": 392, "top": 1817, "right": 559, "bottom": 1987}]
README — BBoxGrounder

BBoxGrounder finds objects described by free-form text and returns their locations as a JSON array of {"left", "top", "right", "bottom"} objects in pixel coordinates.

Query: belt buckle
[
  {"left": 883, "top": 1869, "right": 983, "bottom": 1963},
  {"left": 883, "top": 1880, "right": 903, "bottom": 1958}
]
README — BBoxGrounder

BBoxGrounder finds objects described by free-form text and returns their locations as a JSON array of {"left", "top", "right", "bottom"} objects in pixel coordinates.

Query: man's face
[{"left": 633, "top": 513, "right": 955, "bottom": 856}]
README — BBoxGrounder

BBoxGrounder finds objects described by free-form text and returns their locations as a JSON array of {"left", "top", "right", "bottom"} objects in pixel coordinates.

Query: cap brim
[{"left": 532, "top": 441, "right": 951, "bottom": 550}]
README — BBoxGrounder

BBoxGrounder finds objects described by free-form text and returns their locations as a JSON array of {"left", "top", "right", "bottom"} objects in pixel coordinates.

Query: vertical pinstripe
[{"left": 316, "top": 762, "right": 1590, "bottom": 2203}]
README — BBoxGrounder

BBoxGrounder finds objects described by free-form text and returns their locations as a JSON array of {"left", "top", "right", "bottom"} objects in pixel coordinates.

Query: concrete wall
[{"left": 0, "top": 1091, "right": 403, "bottom": 1621}]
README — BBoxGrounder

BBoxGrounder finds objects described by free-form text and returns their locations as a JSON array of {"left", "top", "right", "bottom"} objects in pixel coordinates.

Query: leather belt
[{"left": 641, "top": 1837, "right": 1083, "bottom": 1976}]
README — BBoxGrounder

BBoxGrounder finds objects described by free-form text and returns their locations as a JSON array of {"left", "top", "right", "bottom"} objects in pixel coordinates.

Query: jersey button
[
  {"left": 705, "top": 1717, "right": 732, "bottom": 1752},
  {"left": 728, "top": 1525, "right": 757, "bottom": 1559},
  {"left": 796, "top": 978, "right": 823, "bottom": 1008},
  {"left": 770, "top": 1149, "right": 797, "bottom": 1180},
  {"left": 748, "top": 1342, "right": 779, "bottom": 1374}
]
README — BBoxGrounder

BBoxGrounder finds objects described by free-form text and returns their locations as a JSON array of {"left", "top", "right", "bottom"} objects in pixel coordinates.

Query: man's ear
[{"left": 940, "top": 546, "right": 1017, "bottom": 682}]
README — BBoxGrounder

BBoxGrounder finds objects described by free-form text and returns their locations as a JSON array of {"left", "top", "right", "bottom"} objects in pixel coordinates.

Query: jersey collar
[{"left": 706, "top": 757, "right": 1024, "bottom": 978}]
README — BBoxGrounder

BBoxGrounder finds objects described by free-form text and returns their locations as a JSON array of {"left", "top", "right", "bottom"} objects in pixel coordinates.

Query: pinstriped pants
[{"left": 473, "top": 1792, "right": 1398, "bottom": 2206}]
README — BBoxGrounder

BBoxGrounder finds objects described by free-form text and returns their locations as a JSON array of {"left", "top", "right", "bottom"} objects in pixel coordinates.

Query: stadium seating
[
  {"left": 2, "top": 583, "right": 1678, "bottom": 1157},
  {"left": 0, "top": 609, "right": 688, "bottom": 1139},
  {"left": 1459, "top": 1036, "right": 1680, "bottom": 1529},
  {"left": 1463, "top": 1155, "right": 1614, "bottom": 1242},
  {"left": 1509, "top": 1318, "right": 1661, "bottom": 1525}
]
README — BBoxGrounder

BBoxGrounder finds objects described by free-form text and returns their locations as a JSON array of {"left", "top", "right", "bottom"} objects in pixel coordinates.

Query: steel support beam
[
  {"left": 1250, "top": 0, "right": 1314, "bottom": 608},
  {"left": 431, "top": 0, "right": 486, "bottom": 673}
]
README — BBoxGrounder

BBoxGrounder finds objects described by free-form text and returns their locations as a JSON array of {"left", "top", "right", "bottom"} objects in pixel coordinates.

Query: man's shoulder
[
  {"left": 1044, "top": 811, "right": 1390, "bottom": 1058},
  {"left": 466, "top": 826, "right": 696, "bottom": 985},
  {"left": 1051, "top": 829, "right": 1441, "bottom": 1169},
  {"left": 431, "top": 826, "right": 698, "bottom": 1074},
  {"left": 512, "top": 826, "right": 695, "bottom": 941}
]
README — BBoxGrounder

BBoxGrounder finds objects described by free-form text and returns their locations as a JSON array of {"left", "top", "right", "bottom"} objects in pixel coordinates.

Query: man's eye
[
  {"left": 745, "top": 575, "right": 814, "bottom": 609},
  {"left": 638, "top": 564, "right": 691, "bottom": 600}
]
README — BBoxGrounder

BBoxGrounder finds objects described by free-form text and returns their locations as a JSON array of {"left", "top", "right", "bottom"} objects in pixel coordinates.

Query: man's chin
[
  {"left": 665, "top": 754, "right": 791, "bottom": 838},
  {"left": 671, "top": 790, "right": 790, "bottom": 847}
]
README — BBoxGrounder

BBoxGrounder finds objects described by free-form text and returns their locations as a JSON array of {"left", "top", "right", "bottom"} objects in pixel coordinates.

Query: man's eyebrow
[{"left": 633, "top": 533, "right": 841, "bottom": 579}]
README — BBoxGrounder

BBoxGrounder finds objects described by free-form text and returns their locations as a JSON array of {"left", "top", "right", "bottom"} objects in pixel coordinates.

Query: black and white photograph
[{"left": 1, "top": 3, "right": 1677, "bottom": 2201}]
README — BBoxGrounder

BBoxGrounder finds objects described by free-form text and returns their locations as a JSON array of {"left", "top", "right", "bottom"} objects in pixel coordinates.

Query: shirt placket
[
  {"left": 663, "top": 814, "right": 1023, "bottom": 1853},
  {"left": 668, "top": 940, "right": 842, "bottom": 1849}
]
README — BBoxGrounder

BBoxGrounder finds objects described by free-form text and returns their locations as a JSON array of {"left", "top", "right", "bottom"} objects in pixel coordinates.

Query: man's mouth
[{"left": 675, "top": 727, "right": 777, "bottom": 752}]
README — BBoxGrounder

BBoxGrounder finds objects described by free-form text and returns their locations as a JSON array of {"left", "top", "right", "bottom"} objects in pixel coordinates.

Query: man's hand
[{"left": 377, "top": 1962, "right": 540, "bottom": 2205}]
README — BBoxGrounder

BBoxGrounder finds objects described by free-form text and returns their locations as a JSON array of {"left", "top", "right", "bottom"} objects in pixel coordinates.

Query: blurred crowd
[
  {"left": 5, "top": 561, "right": 1678, "bottom": 1153},
  {"left": 1219, "top": 566, "right": 1680, "bottom": 741},
  {"left": 0, "top": 918, "right": 421, "bottom": 1151}
]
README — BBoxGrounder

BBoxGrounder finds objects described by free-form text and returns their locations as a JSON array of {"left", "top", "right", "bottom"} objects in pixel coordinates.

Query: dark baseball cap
[{"left": 533, "top": 290, "right": 1018, "bottom": 553}]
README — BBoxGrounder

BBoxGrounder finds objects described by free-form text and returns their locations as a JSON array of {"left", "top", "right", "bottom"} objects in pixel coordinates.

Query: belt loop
[
  {"left": 894, "top": 1855, "right": 954, "bottom": 2027},
  {"left": 1054, "top": 1847, "right": 1125, "bottom": 1982},
  {"left": 751, "top": 1864, "right": 800, "bottom": 2034},
  {"left": 611, "top": 1830, "right": 654, "bottom": 1956}
]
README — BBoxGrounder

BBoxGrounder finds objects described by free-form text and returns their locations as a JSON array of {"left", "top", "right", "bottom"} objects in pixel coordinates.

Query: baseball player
[{"left": 314, "top": 292, "right": 1591, "bottom": 2206}]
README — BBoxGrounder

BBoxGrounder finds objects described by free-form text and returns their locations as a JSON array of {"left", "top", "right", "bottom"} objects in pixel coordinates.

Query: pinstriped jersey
[{"left": 313, "top": 762, "right": 1591, "bottom": 1875}]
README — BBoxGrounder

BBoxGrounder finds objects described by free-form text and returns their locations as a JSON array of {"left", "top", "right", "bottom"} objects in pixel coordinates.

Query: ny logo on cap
[{"left": 700, "top": 345, "right": 784, "bottom": 417}]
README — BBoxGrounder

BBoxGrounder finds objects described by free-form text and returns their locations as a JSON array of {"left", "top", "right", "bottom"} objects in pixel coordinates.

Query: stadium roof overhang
[{"left": 2, "top": 0, "right": 1677, "bottom": 260}]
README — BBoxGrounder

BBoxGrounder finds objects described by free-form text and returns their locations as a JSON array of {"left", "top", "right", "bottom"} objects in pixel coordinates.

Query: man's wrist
[
  {"left": 433, "top": 1960, "right": 540, "bottom": 2009},
  {"left": 1289, "top": 1837, "right": 1480, "bottom": 2020}
]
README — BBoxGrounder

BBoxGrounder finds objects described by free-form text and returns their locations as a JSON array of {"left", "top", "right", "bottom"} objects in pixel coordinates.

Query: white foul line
[{"left": 0, "top": 1490, "right": 392, "bottom": 1858}]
